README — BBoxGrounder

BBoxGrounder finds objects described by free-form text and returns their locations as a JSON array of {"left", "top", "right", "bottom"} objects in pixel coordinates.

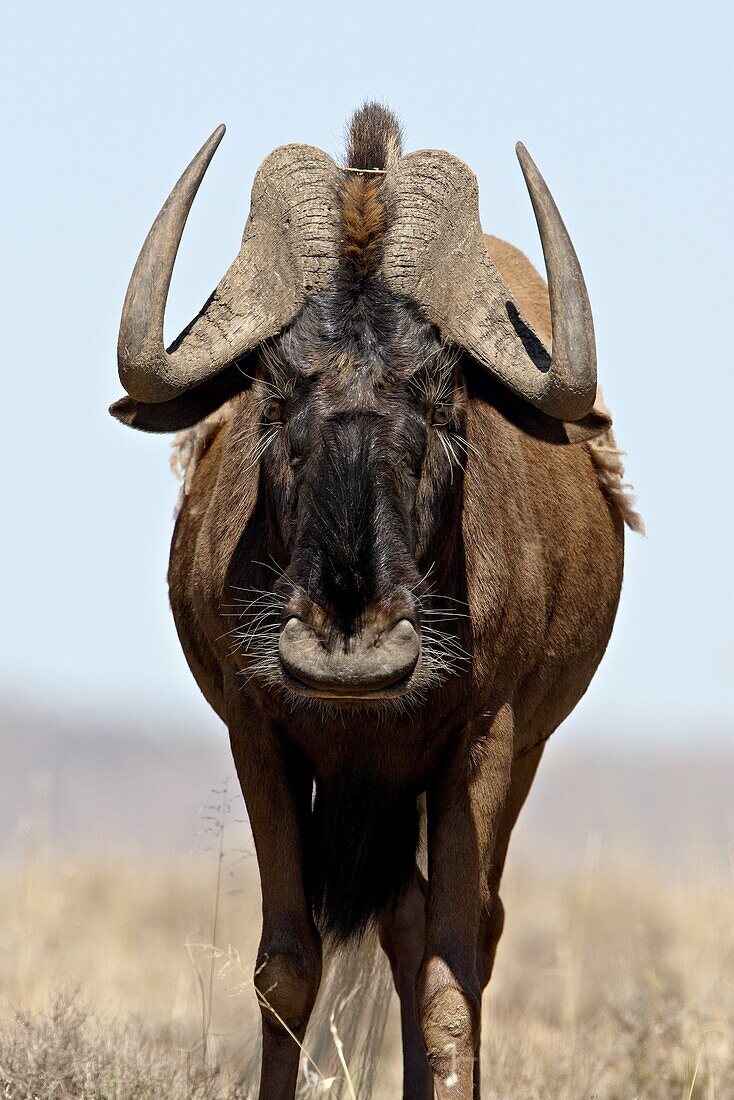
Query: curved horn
[
  {"left": 381, "top": 146, "right": 598, "bottom": 421},
  {"left": 118, "top": 128, "right": 341, "bottom": 403},
  {"left": 514, "top": 142, "right": 597, "bottom": 419}
]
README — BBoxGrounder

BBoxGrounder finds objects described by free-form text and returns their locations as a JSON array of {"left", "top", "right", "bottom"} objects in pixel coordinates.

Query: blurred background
[{"left": 1, "top": 1, "right": 732, "bottom": 1096}]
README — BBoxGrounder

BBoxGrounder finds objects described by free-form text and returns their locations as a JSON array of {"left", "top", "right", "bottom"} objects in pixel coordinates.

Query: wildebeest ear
[
  {"left": 109, "top": 362, "right": 250, "bottom": 433},
  {"left": 467, "top": 364, "right": 612, "bottom": 444},
  {"left": 498, "top": 392, "right": 612, "bottom": 444},
  {"left": 559, "top": 409, "right": 612, "bottom": 443}
]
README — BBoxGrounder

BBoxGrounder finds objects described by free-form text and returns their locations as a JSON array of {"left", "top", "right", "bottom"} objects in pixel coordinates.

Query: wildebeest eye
[
  {"left": 262, "top": 398, "right": 284, "bottom": 423},
  {"left": 430, "top": 404, "right": 452, "bottom": 427}
]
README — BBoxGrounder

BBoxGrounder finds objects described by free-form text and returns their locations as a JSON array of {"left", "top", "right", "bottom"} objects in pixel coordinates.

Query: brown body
[
  {"left": 170, "top": 236, "right": 623, "bottom": 753},
  {"left": 167, "top": 236, "right": 625, "bottom": 1098}
]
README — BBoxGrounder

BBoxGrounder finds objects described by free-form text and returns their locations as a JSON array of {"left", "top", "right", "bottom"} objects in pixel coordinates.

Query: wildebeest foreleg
[
  {"left": 476, "top": 742, "right": 545, "bottom": 989},
  {"left": 471, "top": 743, "right": 545, "bottom": 1098},
  {"left": 378, "top": 869, "right": 432, "bottom": 1100},
  {"left": 227, "top": 700, "right": 321, "bottom": 1100},
  {"left": 419, "top": 705, "right": 514, "bottom": 1100}
]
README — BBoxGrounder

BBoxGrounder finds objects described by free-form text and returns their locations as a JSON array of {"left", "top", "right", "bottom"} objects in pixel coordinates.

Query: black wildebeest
[{"left": 111, "top": 104, "right": 641, "bottom": 1099}]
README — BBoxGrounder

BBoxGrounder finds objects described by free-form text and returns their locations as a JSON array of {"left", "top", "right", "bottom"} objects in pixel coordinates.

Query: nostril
[
  {"left": 375, "top": 618, "right": 418, "bottom": 648},
  {"left": 391, "top": 618, "right": 419, "bottom": 644},
  {"left": 279, "top": 616, "right": 322, "bottom": 658}
]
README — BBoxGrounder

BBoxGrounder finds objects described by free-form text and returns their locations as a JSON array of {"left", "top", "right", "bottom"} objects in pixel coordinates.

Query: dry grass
[{"left": 0, "top": 830, "right": 731, "bottom": 1098}]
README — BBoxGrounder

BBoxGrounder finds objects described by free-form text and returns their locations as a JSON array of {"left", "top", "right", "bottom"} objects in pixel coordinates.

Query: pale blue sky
[{"left": 2, "top": 0, "right": 732, "bottom": 743}]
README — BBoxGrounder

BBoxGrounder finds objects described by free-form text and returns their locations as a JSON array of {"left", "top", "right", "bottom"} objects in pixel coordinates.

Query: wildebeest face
[{"left": 239, "top": 283, "right": 470, "bottom": 707}]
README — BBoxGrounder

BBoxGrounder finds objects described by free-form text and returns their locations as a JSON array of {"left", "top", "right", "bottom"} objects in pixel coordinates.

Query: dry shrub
[
  {"left": 0, "top": 846, "right": 731, "bottom": 1098},
  {"left": 0, "top": 991, "right": 237, "bottom": 1098},
  {"left": 479, "top": 857, "right": 734, "bottom": 1099}
]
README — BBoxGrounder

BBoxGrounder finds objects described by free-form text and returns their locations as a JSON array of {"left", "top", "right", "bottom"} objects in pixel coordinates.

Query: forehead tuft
[
  {"left": 266, "top": 105, "right": 445, "bottom": 393},
  {"left": 340, "top": 175, "right": 387, "bottom": 282},
  {"left": 345, "top": 102, "right": 403, "bottom": 172}
]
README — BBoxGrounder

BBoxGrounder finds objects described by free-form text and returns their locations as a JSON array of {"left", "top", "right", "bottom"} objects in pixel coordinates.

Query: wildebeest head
[{"left": 112, "top": 104, "right": 609, "bottom": 706}]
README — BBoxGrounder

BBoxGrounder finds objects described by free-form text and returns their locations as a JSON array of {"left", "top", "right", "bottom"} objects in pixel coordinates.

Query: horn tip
[
  {"left": 201, "top": 124, "right": 227, "bottom": 157},
  {"left": 515, "top": 141, "right": 532, "bottom": 168},
  {"left": 515, "top": 141, "right": 542, "bottom": 188}
]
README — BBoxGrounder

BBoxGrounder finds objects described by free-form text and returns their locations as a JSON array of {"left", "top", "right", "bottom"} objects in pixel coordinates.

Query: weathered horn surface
[
  {"left": 117, "top": 128, "right": 342, "bottom": 403},
  {"left": 381, "top": 146, "right": 600, "bottom": 422}
]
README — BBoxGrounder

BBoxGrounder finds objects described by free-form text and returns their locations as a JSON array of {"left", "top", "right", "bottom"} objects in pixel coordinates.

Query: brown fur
[
  {"left": 486, "top": 234, "right": 642, "bottom": 536},
  {"left": 339, "top": 175, "right": 388, "bottom": 279}
]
